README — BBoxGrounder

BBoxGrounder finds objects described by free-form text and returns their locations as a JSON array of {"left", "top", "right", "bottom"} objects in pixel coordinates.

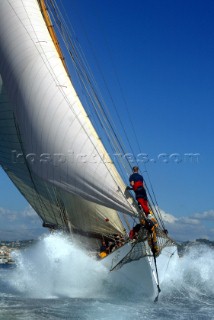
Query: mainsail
[{"left": 0, "top": 0, "right": 138, "bottom": 237}]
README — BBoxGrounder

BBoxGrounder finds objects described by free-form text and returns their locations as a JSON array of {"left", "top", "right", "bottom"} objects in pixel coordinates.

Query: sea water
[{"left": 0, "top": 234, "right": 213, "bottom": 320}]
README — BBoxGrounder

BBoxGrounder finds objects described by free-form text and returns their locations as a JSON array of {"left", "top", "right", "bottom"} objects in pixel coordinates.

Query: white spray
[
  {"left": 160, "top": 244, "right": 214, "bottom": 301},
  {"left": 10, "top": 233, "right": 109, "bottom": 299},
  {"left": 8, "top": 236, "right": 214, "bottom": 302}
]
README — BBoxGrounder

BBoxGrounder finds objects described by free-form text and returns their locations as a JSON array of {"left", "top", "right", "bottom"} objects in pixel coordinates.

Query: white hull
[
  {"left": 100, "top": 242, "right": 177, "bottom": 299},
  {"left": 0, "top": 2, "right": 178, "bottom": 300}
]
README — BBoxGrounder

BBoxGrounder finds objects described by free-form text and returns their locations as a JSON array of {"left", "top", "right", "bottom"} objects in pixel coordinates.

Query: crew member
[
  {"left": 127, "top": 166, "right": 150, "bottom": 217},
  {"left": 99, "top": 241, "right": 109, "bottom": 258}
]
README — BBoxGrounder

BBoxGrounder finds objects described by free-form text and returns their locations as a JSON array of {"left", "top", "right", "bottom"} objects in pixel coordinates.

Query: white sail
[
  {"left": 0, "top": 0, "right": 138, "bottom": 235},
  {"left": 0, "top": 1, "right": 178, "bottom": 301}
]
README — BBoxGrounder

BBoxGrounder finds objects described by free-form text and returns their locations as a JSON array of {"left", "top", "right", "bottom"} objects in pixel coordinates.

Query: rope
[
  {"left": 11, "top": 0, "right": 167, "bottom": 235},
  {"left": 47, "top": 1, "right": 133, "bottom": 180},
  {"left": 47, "top": 0, "right": 168, "bottom": 232},
  {"left": 109, "top": 240, "right": 140, "bottom": 272},
  {"left": 150, "top": 235, "right": 161, "bottom": 302},
  {"left": 162, "top": 248, "right": 177, "bottom": 280},
  {"left": 43, "top": 1, "right": 140, "bottom": 216},
  {"left": 61, "top": 0, "right": 165, "bottom": 229}
]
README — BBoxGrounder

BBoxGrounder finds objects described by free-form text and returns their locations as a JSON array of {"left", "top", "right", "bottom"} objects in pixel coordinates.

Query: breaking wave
[
  {"left": 8, "top": 233, "right": 109, "bottom": 299},
  {"left": 3, "top": 234, "right": 214, "bottom": 304},
  {"left": 159, "top": 244, "right": 214, "bottom": 305}
]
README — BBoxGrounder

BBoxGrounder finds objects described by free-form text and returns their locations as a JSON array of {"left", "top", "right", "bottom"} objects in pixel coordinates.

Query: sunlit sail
[{"left": 0, "top": 0, "right": 177, "bottom": 300}]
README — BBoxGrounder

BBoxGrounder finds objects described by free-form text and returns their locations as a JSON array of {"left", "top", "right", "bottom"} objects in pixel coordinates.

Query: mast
[{"left": 38, "top": 0, "right": 68, "bottom": 73}]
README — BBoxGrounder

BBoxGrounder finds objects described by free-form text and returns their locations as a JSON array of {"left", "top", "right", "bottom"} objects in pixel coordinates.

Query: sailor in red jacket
[{"left": 127, "top": 166, "right": 150, "bottom": 216}]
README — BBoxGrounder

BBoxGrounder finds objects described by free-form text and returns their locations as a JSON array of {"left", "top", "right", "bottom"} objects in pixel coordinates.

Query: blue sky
[{"left": 0, "top": 0, "right": 214, "bottom": 241}]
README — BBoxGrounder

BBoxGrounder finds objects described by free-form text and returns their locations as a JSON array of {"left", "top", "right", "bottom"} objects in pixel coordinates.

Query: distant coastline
[
  {"left": 0, "top": 238, "right": 213, "bottom": 251},
  {"left": 0, "top": 239, "right": 37, "bottom": 249},
  {"left": 177, "top": 238, "right": 214, "bottom": 256}
]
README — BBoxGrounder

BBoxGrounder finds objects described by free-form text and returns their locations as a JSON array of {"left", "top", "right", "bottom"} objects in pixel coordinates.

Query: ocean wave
[
  {"left": 1, "top": 234, "right": 214, "bottom": 305},
  {"left": 8, "top": 233, "right": 109, "bottom": 299},
  {"left": 160, "top": 243, "right": 214, "bottom": 305}
]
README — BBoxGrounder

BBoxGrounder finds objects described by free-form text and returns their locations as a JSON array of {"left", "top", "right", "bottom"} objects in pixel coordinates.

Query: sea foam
[
  {"left": 159, "top": 244, "right": 214, "bottom": 304},
  {"left": 9, "top": 233, "right": 108, "bottom": 299},
  {"left": 8, "top": 234, "right": 214, "bottom": 302}
]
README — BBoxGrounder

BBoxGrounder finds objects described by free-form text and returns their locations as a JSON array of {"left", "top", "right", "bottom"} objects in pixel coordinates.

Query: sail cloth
[
  {"left": 0, "top": 0, "right": 137, "bottom": 235},
  {"left": 0, "top": 79, "right": 126, "bottom": 235}
]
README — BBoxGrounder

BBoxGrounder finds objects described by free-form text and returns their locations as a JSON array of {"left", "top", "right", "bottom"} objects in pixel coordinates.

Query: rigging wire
[
  {"left": 47, "top": 1, "right": 134, "bottom": 178},
  {"left": 62, "top": 0, "right": 167, "bottom": 230},
  {"left": 42, "top": 1, "right": 166, "bottom": 231},
  {"left": 32, "top": 2, "right": 139, "bottom": 219},
  {"left": 44, "top": 0, "right": 141, "bottom": 220},
  {"left": 94, "top": 35, "right": 166, "bottom": 228}
]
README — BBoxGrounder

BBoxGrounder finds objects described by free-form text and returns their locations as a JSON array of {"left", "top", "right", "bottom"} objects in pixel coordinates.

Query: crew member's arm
[{"left": 126, "top": 180, "right": 134, "bottom": 191}]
